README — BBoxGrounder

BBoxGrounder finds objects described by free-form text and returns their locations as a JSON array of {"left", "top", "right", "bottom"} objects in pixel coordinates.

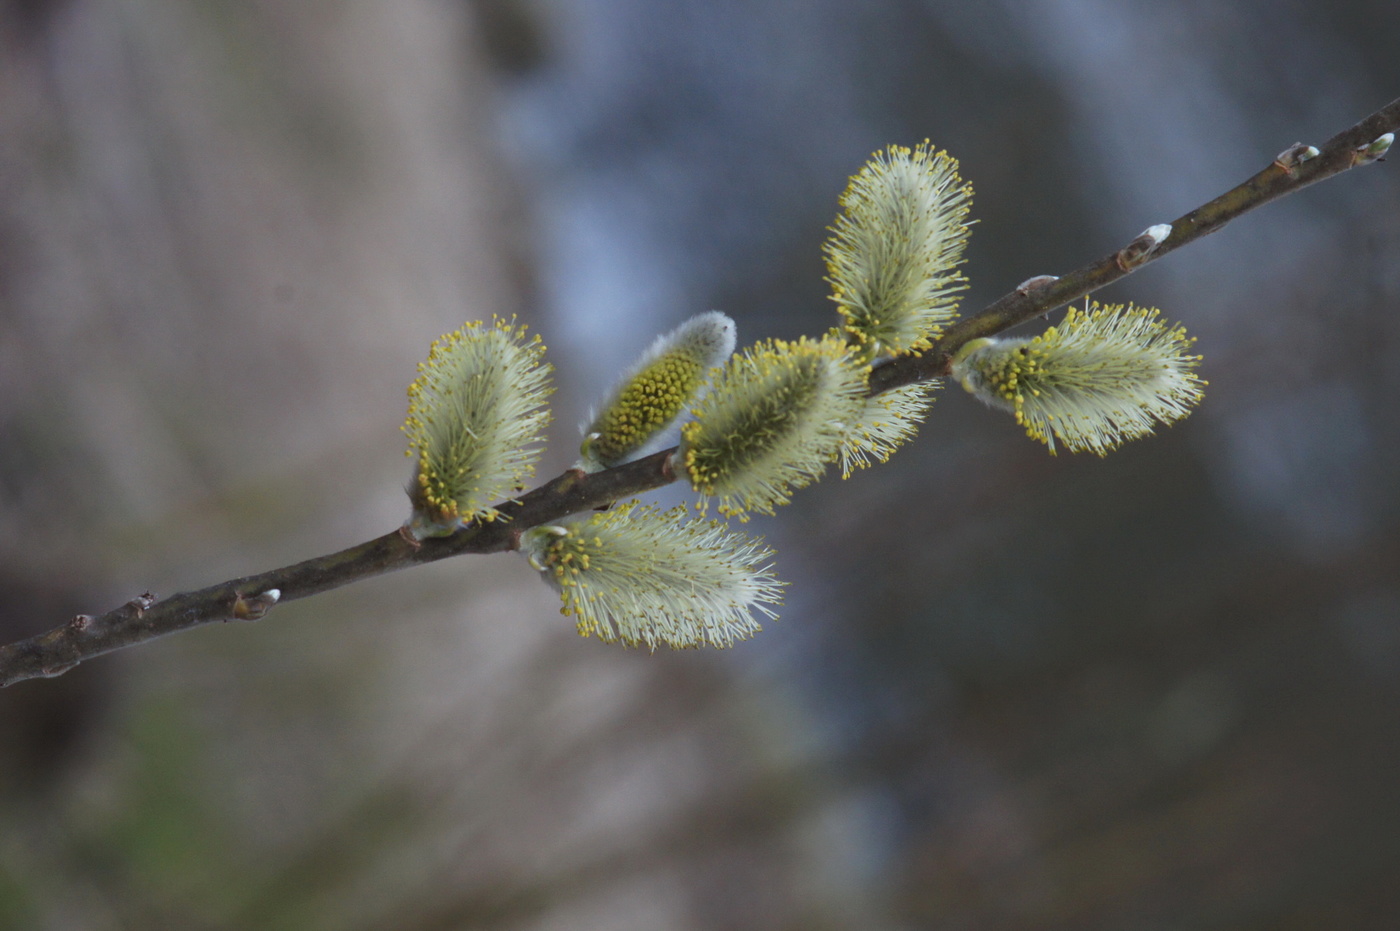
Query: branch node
[
  {"left": 68, "top": 614, "right": 93, "bottom": 632},
  {"left": 558, "top": 467, "right": 588, "bottom": 492},
  {"left": 232, "top": 588, "right": 281, "bottom": 621},
  {"left": 398, "top": 523, "right": 424, "bottom": 549},
  {"left": 1015, "top": 275, "right": 1061, "bottom": 319},
  {"left": 1115, "top": 223, "right": 1172, "bottom": 271},
  {"left": 1274, "top": 142, "right": 1320, "bottom": 173},
  {"left": 122, "top": 592, "right": 157, "bottom": 618}
]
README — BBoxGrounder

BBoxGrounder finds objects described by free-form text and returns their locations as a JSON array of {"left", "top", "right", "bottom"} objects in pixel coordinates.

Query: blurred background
[{"left": 2, "top": 1, "right": 1399, "bottom": 928}]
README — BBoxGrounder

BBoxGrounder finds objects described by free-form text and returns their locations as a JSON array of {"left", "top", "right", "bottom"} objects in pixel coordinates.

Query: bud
[
  {"left": 1355, "top": 132, "right": 1393, "bottom": 166},
  {"left": 232, "top": 588, "right": 280, "bottom": 621},
  {"left": 1274, "top": 142, "right": 1319, "bottom": 171},
  {"left": 402, "top": 317, "right": 553, "bottom": 538},
  {"left": 677, "top": 334, "right": 867, "bottom": 518},
  {"left": 578, "top": 311, "right": 736, "bottom": 472},
  {"left": 520, "top": 501, "right": 785, "bottom": 649},
  {"left": 824, "top": 142, "right": 973, "bottom": 360},
  {"left": 1115, "top": 223, "right": 1172, "bottom": 271},
  {"left": 839, "top": 382, "right": 938, "bottom": 477},
  {"left": 950, "top": 302, "right": 1205, "bottom": 455},
  {"left": 1016, "top": 275, "right": 1059, "bottom": 294}
]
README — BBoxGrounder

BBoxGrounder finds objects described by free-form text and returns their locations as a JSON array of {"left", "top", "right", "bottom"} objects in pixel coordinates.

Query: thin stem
[{"left": 2, "top": 98, "right": 1395, "bottom": 687}]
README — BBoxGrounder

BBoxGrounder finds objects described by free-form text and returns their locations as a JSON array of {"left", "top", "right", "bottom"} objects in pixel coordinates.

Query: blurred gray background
[{"left": 2, "top": 1, "right": 1399, "bottom": 928}]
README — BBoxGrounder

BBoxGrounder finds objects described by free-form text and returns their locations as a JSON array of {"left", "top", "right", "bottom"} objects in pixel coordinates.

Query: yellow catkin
[
  {"left": 825, "top": 142, "right": 973, "bottom": 361},
  {"left": 678, "top": 334, "right": 867, "bottom": 518},
  {"left": 402, "top": 317, "right": 552, "bottom": 537},
  {"left": 578, "top": 311, "right": 736, "bottom": 472},
  {"left": 520, "top": 502, "right": 785, "bottom": 649},
  {"left": 951, "top": 302, "right": 1205, "bottom": 455}
]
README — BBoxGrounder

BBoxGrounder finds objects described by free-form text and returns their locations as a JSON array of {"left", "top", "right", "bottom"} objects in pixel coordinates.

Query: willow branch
[
  {"left": 870, "top": 96, "right": 1399, "bottom": 393},
  {"left": 3, "top": 99, "right": 1395, "bottom": 688}
]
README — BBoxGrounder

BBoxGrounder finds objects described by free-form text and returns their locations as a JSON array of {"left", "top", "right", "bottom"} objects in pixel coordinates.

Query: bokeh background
[{"left": 3, "top": 1, "right": 1399, "bottom": 928}]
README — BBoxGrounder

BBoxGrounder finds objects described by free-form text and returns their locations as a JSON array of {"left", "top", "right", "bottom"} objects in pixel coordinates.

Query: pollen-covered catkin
[
  {"left": 578, "top": 311, "right": 736, "bottom": 472},
  {"left": 677, "top": 334, "right": 867, "bottom": 518},
  {"left": 520, "top": 501, "right": 785, "bottom": 649},
  {"left": 839, "top": 381, "right": 938, "bottom": 477},
  {"left": 825, "top": 141, "right": 973, "bottom": 360},
  {"left": 949, "top": 302, "right": 1205, "bottom": 455},
  {"left": 402, "top": 317, "right": 553, "bottom": 538}
]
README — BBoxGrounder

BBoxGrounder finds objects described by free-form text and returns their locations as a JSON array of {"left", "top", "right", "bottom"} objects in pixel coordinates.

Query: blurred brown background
[{"left": 2, "top": 1, "right": 1399, "bottom": 928}]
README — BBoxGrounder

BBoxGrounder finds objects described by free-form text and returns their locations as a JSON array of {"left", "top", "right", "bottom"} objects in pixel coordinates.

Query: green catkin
[
  {"left": 678, "top": 334, "right": 867, "bottom": 519},
  {"left": 950, "top": 302, "right": 1206, "bottom": 455},
  {"left": 578, "top": 311, "right": 736, "bottom": 471},
  {"left": 520, "top": 501, "right": 785, "bottom": 649},
  {"left": 825, "top": 141, "right": 973, "bottom": 361},
  {"left": 402, "top": 317, "right": 552, "bottom": 538}
]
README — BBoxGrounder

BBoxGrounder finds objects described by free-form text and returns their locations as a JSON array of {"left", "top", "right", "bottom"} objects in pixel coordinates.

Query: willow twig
[
  {"left": 2, "top": 98, "right": 1395, "bottom": 688},
  {"left": 870, "top": 96, "right": 1399, "bottom": 393}
]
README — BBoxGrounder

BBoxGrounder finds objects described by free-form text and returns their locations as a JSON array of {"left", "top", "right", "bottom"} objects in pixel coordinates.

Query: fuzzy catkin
[
  {"left": 825, "top": 142, "right": 973, "bottom": 359},
  {"left": 402, "top": 317, "right": 553, "bottom": 537},
  {"left": 951, "top": 302, "right": 1205, "bottom": 455},
  {"left": 678, "top": 334, "right": 867, "bottom": 518},
  {"left": 521, "top": 502, "right": 784, "bottom": 649}
]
